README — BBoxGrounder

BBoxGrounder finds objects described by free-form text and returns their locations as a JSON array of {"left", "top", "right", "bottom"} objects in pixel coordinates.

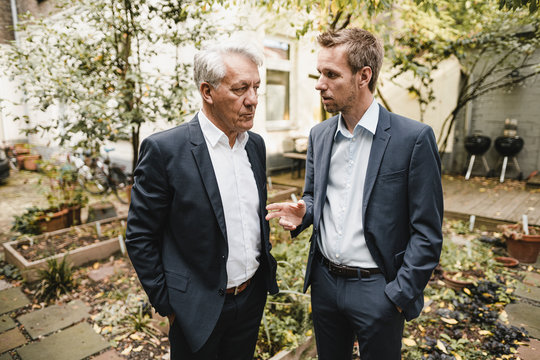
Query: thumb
[{"left": 296, "top": 199, "right": 306, "bottom": 209}]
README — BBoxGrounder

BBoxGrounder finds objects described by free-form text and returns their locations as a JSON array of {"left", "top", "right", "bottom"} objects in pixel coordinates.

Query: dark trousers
[
  {"left": 168, "top": 271, "right": 267, "bottom": 360},
  {"left": 310, "top": 256, "right": 404, "bottom": 360}
]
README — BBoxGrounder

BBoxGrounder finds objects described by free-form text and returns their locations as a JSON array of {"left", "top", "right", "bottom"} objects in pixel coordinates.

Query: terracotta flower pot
[
  {"left": 37, "top": 208, "right": 70, "bottom": 233},
  {"left": 21, "top": 154, "right": 41, "bottom": 171},
  {"left": 494, "top": 256, "right": 519, "bottom": 267},
  {"left": 442, "top": 271, "right": 476, "bottom": 291},
  {"left": 506, "top": 236, "right": 540, "bottom": 264}
]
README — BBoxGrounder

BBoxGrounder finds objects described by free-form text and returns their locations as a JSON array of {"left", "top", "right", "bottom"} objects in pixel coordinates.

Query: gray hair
[{"left": 194, "top": 43, "right": 263, "bottom": 91}]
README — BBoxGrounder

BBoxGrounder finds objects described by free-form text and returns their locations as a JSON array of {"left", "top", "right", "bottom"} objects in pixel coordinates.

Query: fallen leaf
[
  {"left": 403, "top": 338, "right": 417, "bottom": 347},
  {"left": 130, "top": 333, "right": 144, "bottom": 341},
  {"left": 452, "top": 351, "right": 463, "bottom": 360},
  {"left": 436, "top": 340, "right": 448, "bottom": 354},
  {"left": 93, "top": 262, "right": 100, "bottom": 269},
  {"left": 121, "top": 346, "right": 132, "bottom": 355},
  {"left": 478, "top": 330, "right": 492, "bottom": 336},
  {"left": 463, "top": 288, "right": 472, "bottom": 296},
  {"left": 133, "top": 345, "right": 144, "bottom": 352},
  {"left": 441, "top": 317, "right": 458, "bottom": 325},
  {"left": 93, "top": 324, "right": 101, "bottom": 334}
]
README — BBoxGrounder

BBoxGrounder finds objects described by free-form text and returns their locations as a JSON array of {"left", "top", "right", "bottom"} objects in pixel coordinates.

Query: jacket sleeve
[
  {"left": 291, "top": 129, "right": 315, "bottom": 238},
  {"left": 384, "top": 126, "right": 444, "bottom": 319},
  {"left": 126, "top": 137, "right": 173, "bottom": 316}
]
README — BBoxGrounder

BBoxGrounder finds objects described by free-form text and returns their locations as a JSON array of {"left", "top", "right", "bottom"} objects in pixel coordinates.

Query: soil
[{"left": 14, "top": 219, "right": 126, "bottom": 262}]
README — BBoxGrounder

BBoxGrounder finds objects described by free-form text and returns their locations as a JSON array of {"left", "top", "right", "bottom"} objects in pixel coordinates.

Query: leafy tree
[
  {"left": 2, "top": 0, "right": 218, "bottom": 171},
  {"left": 255, "top": 0, "right": 540, "bottom": 156}
]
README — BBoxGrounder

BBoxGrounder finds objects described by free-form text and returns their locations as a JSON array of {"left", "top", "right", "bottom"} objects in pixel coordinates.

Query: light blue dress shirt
[{"left": 319, "top": 99, "right": 379, "bottom": 268}]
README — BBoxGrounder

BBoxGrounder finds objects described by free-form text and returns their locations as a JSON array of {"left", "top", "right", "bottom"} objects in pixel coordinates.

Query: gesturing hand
[{"left": 265, "top": 200, "right": 306, "bottom": 231}]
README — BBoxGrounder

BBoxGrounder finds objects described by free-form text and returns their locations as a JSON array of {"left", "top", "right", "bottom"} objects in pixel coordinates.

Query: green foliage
[
  {"left": 35, "top": 257, "right": 77, "bottom": 302},
  {"left": 2, "top": 0, "right": 220, "bottom": 170},
  {"left": 499, "top": 0, "right": 539, "bottom": 13},
  {"left": 11, "top": 206, "right": 45, "bottom": 235},
  {"left": 94, "top": 293, "right": 158, "bottom": 340},
  {"left": 0, "top": 264, "right": 22, "bottom": 280},
  {"left": 256, "top": 226, "right": 313, "bottom": 359},
  {"left": 40, "top": 160, "right": 88, "bottom": 209}
]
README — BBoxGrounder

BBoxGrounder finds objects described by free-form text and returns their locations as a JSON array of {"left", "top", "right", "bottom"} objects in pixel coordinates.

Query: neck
[
  {"left": 201, "top": 106, "right": 238, "bottom": 148},
  {"left": 341, "top": 93, "right": 374, "bottom": 133}
]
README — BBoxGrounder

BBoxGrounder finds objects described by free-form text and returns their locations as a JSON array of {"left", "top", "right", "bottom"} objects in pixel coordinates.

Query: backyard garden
[{"left": 1, "top": 167, "right": 539, "bottom": 359}]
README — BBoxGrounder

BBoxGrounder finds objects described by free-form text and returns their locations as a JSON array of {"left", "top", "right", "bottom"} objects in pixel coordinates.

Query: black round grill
[
  {"left": 465, "top": 135, "right": 491, "bottom": 155},
  {"left": 494, "top": 136, "right": 524, "bottom": 157}
]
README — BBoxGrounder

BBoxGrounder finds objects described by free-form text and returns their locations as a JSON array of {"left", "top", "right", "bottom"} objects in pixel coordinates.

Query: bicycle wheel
[
  {"left": 79, "top": 165, "right": 108, "bottom": 195},
  {"left": 110, "top": 167, "right": 130, "bottom": 204}
]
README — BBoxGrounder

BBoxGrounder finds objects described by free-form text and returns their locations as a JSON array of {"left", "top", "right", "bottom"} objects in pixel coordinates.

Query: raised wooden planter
[
  {"left": 3, "top": 216, "right": 126, "bottom": 282},
  {"left": 268, "top": 184, "right": 298, "bottom": 203}
]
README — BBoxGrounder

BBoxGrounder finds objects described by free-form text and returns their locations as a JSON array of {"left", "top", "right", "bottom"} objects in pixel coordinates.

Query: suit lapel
[
  {"left": 189, "top": 116, "right": 227, "bottom": 240},
  {"left": 363, "top": 105, "right": 391, "bottom": 218},
  {"left": 314, "top": 116, "right": 339, "bottom": 227},
  {"left": 245, "top": 136, "right": 265, "bottom": 216}
]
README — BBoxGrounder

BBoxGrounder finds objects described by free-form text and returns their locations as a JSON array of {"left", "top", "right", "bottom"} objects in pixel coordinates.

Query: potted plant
[
  {"left": 499, "top": 223, "right": 540, "bottom": 263},
  {"left": 11, "top": 162, "right": 88, "bottom": 235}
]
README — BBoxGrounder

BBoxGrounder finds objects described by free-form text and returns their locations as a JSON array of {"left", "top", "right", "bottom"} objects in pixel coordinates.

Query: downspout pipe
[{"left": 9, "top": 0, "right": 31, "bottom": 143}]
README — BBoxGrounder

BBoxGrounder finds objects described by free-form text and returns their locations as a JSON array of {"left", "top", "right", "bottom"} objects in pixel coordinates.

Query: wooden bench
[{"left": 283, "top": 152, "right": 307, "bottom": 178}]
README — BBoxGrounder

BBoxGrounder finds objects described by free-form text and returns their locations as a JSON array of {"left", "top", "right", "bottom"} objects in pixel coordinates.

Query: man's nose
[
  {"left": 315, "top": 77, "right": 326, "bottom": 91},
  {"left": 244, "top": 88, "right": 258, "bottom": 106}
]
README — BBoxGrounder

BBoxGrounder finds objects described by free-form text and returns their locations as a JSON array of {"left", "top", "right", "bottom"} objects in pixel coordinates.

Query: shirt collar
[
  {"left": 198, "top": 110, "right": 249, "bottom": 148},
  {"left": 334, "top": 99, "right": 379, "bottom": 140}
]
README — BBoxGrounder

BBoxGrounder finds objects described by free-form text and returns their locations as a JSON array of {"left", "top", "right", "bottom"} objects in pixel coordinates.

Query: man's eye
[
  {"left": 232, "top": 86, "right": 248, "bottom": 94},
  {"left": 327, "top": 72, "right": 337, "bottom": 78}
]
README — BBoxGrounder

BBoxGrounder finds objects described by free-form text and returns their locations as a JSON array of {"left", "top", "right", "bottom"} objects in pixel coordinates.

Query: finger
[
  {"left": 265, "top": 211, "right": 283, "bottom": 221},
  {"left": 296, "top": 200, "right": 306, "bottom": 209},
  {"left": 266, "top": 203, "right": 285, "bottom": 211}
]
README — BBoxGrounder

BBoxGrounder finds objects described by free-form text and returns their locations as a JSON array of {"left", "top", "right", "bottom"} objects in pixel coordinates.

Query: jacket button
[{"left": 218, "top": 288, "right": 225, "bottom": 296}]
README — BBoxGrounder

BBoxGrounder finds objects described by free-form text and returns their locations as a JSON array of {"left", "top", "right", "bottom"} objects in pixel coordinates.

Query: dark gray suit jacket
[
  {"left": 126, "top": 116, "right": 278, "bottom": 352},
  {"left": 292, "top": 105, "right": 443, "bottom": 321}
]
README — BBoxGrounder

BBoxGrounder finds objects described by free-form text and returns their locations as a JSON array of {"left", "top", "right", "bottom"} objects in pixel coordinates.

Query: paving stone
[
  {"left": 87, "top": 264, "right": 116, "bottom": 282},
  {"left": 0, "top": 287, "right": 30, "bottom": 315},
  {"left": 506, "top": 302, "right": 540, "bottom": 339},
  {"left": 17, "top": 322, "right": 110, "bottom": 360},
  {"left": 517, "top": 338, "right": 540, "bottom": 360},
  {"left": 0, "top": 279, "right": 12, "bottom": 291},
  {"left": 0, "top": 314, "right": 17, "bottom": 333},
  {"left": 515, "top": 282, "right": 540, "bottom": 303},
  {"left": 0, "top": 327, "right": 27, "bottom": 353},
  {"left": 17, "top": 300, "right": 91, "bottom": 339},
  {"left": 91, "top": 349, "right": 124, "bottom": 360},
  {"left": 523, "top": 272, "right": 540, "bottom": 288},
  {"left": 0, "top": 353, "right": 13, "bottom": 360}
]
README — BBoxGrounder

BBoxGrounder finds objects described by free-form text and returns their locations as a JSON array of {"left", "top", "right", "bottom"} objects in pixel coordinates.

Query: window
[
  {"left": 266, "top": 70, "right": 290, "bottom": 122},
  {"left": 264, "top": 38, "right": 292, "bottom": 128}
]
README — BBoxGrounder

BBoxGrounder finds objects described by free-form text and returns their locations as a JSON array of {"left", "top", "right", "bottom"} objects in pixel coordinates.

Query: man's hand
[
  {"left": 266, "top": 200, "right": 306, "bottom": 231},
  {"left": 167, "top": 313, "right": 175, "bottom": 325}
]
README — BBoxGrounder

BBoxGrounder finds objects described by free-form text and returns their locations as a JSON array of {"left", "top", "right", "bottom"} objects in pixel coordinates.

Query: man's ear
[
  {"left": 200, "top": 83, "right": 214, "bottom": 104},
  {"left": 357, "top": 66, "right": 372, "bottom": 90}
]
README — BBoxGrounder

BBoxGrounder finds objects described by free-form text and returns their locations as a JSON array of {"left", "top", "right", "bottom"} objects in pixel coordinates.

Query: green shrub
[{"left": 35, "top": 256, "right": 77, "bottom": 302}]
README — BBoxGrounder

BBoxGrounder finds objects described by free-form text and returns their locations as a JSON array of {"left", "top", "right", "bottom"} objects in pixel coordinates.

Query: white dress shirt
[
  {"left": 198, "top": 111, "right": 261, "bottom": 288},
  {"left": 319, "top": 99, "right": 379, "bottom": 268}
]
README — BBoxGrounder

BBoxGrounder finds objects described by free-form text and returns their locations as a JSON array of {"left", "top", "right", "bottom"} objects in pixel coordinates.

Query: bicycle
[{"left": 68, "top": 147, "right": 131, "bottom": 204}]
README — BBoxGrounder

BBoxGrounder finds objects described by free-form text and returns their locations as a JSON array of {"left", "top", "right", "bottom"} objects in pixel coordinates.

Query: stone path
[
  {"left": 0, "top": 286, "right": 119, "bottom": 359},
  {"left": 509, "top": 262, "right": 540, "bottom": 359}
]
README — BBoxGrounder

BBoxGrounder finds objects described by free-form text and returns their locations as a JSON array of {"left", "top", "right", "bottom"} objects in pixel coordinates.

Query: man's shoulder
[
  {"left": 383, "top": 107, "right": 431, "bottom": 135},
  {"left": 143, "top": 119, "right": 194, "bottom": 148},
  {"left": 311, "top": 115, "right": 339, "bottom": 134}
]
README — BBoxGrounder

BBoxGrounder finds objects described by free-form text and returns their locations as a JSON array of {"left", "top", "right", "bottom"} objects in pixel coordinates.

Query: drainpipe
[{"left": 9, "top": 0, "right": 31, "bottom": 143}]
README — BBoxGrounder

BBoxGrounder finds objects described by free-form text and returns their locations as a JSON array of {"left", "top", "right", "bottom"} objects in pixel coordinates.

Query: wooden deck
[{"left": 269, "top": 172, "right": 540, "bottom": 229}]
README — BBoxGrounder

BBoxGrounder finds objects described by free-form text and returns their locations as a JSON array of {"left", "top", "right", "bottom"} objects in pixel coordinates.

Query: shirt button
[{"left": 218, "top": 288, "right": 225, "bottom": 296}]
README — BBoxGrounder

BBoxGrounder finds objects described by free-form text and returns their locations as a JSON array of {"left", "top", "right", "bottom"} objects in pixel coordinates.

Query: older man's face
[{"left": 209, "top": 53, "right": 260, "bottom": 136}]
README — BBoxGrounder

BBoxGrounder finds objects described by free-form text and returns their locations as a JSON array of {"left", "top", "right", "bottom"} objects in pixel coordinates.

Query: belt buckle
[
  {"left": 359, "top": 269, "right": 371, "bottom": 278},
  {"left": 329, "top": 262, "right": 345, "bottom": 275}
]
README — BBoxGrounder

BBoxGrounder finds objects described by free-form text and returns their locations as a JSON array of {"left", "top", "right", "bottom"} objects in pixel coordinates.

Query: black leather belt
[{"left": 316, "top": 251, "right": 381, "bottom": 278}]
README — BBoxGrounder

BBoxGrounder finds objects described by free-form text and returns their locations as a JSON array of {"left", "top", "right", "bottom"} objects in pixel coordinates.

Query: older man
[
  {"left": 126, "top": 43, "right": 278, "bottom": 360},
  {"left": 266, "top": 28, "right": 443, "bottom": 359}
]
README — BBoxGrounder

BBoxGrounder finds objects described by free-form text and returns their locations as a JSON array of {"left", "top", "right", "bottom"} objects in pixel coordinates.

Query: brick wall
[
  {"left": 449, "top": 49, "right": 540, "bottom": 179},
  {"left": 0, "top": 0, "right": 15, "bottom": 43},
  {"left": 0, "top": 0, "right": 58, "bottom": 44}
]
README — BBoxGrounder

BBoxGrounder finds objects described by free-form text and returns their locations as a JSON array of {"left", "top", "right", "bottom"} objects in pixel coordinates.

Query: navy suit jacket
[
  {"left": 292, "top": 105, "right": 443, "bottom": 321},
  {"left": 126, "top": 116, "right": 278, "bottom": 352}
]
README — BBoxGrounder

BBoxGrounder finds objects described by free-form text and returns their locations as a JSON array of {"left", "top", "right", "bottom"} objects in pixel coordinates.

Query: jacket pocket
[
  {"left": 394, "top": 250, "right": 406, "bottom": 269},
  {"left": 165, "top": 271, "right": 189, "bottom": 292}
]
